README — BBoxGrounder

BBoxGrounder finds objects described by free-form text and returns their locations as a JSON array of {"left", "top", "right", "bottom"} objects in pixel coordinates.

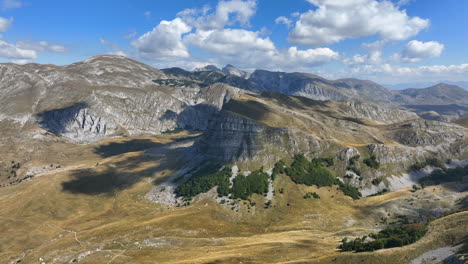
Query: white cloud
[
  {"left": 186, "top": 29, "right": 275, "bottom": 56},
  {"left": 178, "top": 0, "right": 256, "bottom": 30},
  {"left": 144, "top": 11, "right": 151, "bottom": 19},
  {"left": 16, "top": 40, "right": 67, "bottom": 53},
  {"left": 48, "top": 44, "right": 66, "bottom": 53},
  {"left": 289, "top": 0, "right": 429, "bottom": 46},
  {"left": 132, "top": 18, "right": 192, "bottom": 59},
  {"left": 1, "top": 0, "right": 22, "bottom": 10},
  {"left": 340, "top": 63, "right": 468, "bottom": 84},
  {"left": 275, "top": 16, "right": 292, "bottom": 27},
  {"left": 153, "top": 59, "right": 218, "bottom": 71},
  {"left": 185, "top": 28, "right": 338, "bottom": 69},
  {"left": 282, "top": 46, "right": 339, "bottom": 66},
  {"left": 0, "top": 17, "right": 13, "bottom": 32},
  {"left": 397, "top": 0, "right": 414, "bottom": 7},
  {"left": 0, "top": 40, "right": 36, "bottom": 60},
  {"left": 133, "top": 0, "right": 339, "bottom": 71},
  {"left": 259, "top": 26, "right": 271, "bottom": 36},
  {"left": 11, "top": 59, "right": 32, "bottom": 64},
  {"left": 344, "top": 40, "right": 385, "bottom": 65},
  {"left": 398, "top": 40, "right": 444, "bottom": 62}
]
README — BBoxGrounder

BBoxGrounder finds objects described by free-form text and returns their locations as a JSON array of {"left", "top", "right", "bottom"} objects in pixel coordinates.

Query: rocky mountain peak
[
  {"left": 194, "top": 65, "right": 221, "bottom": 72},
  {"left": 222, "top": 64, "right": 250, "bottom": 78}
]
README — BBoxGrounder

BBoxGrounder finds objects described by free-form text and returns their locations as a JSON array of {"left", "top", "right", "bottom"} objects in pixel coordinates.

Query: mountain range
[{"left": 0, "top": 55, "right": 467, "bottom": 264}]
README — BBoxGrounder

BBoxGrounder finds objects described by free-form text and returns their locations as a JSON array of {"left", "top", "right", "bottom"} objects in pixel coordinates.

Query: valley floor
[{"left": 0, "top": 132, "right": 466, "bottom": 264}]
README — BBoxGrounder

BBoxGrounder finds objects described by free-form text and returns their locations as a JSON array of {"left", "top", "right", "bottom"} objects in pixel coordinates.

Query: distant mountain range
[
  {"left": 1, "top": 55, "right": 467, "bottom": 145},
  {"left": 1, "top": 55, "right": 467, "bottom": 264},
  {"left": 167, "top": 63, "right": 468, "bottom": 118},
  {"left": 385, "top": 81, "right": 468, "bottom": 90}
]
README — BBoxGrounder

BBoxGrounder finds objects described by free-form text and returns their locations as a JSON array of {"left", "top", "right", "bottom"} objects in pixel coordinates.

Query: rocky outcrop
[
  {"left": 388, "top": 120, "right": 465, "bottom": 146},
  {"left": 332, "top": 100, "right": 418, "bottom": 124},
  {"left": 0, "top": 55, "right": 245, "bottom": 142},
  {"left": 222, "top": 64, "right": 251, "bottom": 79},
  {"left": 248, "top": 70, "right": 394, "bottom": 103},
  {"left": 198, "top": 111, "right": 329, "bottom": 164}
]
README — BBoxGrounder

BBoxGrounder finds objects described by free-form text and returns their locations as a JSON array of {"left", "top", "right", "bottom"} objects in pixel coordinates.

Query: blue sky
[{"left": 0, "top": 0, "right": 467, "bottom": 84}]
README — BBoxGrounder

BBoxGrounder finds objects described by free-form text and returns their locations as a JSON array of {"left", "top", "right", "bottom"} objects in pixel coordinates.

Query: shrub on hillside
[
  {"left": 363, "top": 155, "right": 380, "bottom": 169},
  {"left": 339, "top": 223, "right": 427, "bottom": 252},
  {"left": 271, "top": 160, "right": 286, "bottom": 180},
  {"left": 176, "top": 166, "right": 231, "bottom": 198},
  {"left": 231, "top": 169, "right": 269, "bottom": 200}
]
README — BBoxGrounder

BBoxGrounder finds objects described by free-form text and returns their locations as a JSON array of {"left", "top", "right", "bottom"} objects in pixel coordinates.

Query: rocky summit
[{"left": 0, "top": 55, "right": 467, "bottom": 264}]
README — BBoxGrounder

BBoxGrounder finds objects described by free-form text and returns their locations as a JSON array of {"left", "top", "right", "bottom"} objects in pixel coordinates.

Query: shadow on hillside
[
  {"left": 223, "top": 100, "right": 272, "bottom": 121},
  {"left": 36, "top": 102, "right": 89, "bottom": 134},
  {"left": 260, "top": 91, "right": 327, "bottom": 110},
  {"left": 61, "top": 136, "right": 197, "bottom": 195},
  {"left": 176, "top": 104, "right": 219, "bottom": 131},
  {"left": 94, "top": 139, "right": 163, "bottom": 158},
  {"left": 404, "top": 104, "right": 468, "bottom": 116},
  {"left": 62, "top": 167, "right": 134, "bottom": 195}
]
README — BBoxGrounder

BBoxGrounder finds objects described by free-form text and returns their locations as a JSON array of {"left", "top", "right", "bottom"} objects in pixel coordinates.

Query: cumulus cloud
[
  {"left": 281, "top": 47, "right": 339, "bottom": 67},
  {"left": 0, "top": 40, "right": 36, "bottom": 60},
  {"left": 186, "top": 29, "right": 275, "bottom": 55},
  {"left": 339, "top": 62, "right": 468, "bottom": 84},
  {"left": 398, "top": 40, "right": 444, "bottom": 62},
  {"left": 0, "top": 17, "right": 13, "bottom": 32},
  {"left": 178, "top": 0, "right": 256, "bottom": 30},
  {"left": 289, "top": 0, "right": 429, "bottom": 46},
  {"left": 16, "top": 40, "right": 67, "bottom": 53},
  {"left": 343, "top": 40, "right": 385, "bottom": 65},
  {"left": 11, "top": 59, "right": 33, "bottom": 64},
  {"left": 185, "top": 28, "right": 338, "bottom": 69},
  {"left": 132, "top": 18, "right": 192, "bottom": 59},
  {"left": 275, "top": 16, "right": 292, "bottom": 27},
  {"left": 133, "top": 0, "right": 339, "bottom": 70},
  {"left": 1, "top": 0, "right": 22, "bottom": 10}
]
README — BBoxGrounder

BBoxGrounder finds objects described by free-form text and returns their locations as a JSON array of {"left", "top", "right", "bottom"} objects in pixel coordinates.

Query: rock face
[
  {"left": 194, "top": 65, "right": 221, "bottom": 72},
  {"left": 222, "top": 64, "right": 251, "bottom": 79},
  {"left": 247, "top": 70, "right": 395, "bottom": 104},
  {"left": 197, "top": 110, "right": 328, "bottom": 165},
  {"left": 0, "top": 55, "right": 244, "bottom": 142},
  {"left": 190, "top": 66, "right": 468, "bottom": 118},
  {"left": 389, "top": 120, "right": 466, "bottom": 146},
  {"left": 195, "top": 92, "right": 467, "bottom": 193},
  {"left": 329, "top": 100, "right": 418, "bottom": 124}
]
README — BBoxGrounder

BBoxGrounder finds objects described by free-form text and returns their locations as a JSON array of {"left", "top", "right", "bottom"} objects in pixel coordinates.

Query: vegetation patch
[
  {"left": 176, "top": 165, "right": 270, "bottom": 201},
  {"left": 363, "top": 155, "right": 380, "bottom": 169},
  {"left": 303, "top": 192, "right": 320, "bottom": 199},
  {"left": 284, "top": 154, "right": 361, "bottom": 199},
  {"left": 348, "top": 155, "right": 360, "bottom": 166},
  {"left": 420, "top": 164, "right": 468, "bottom": 185},
  {"left": 231, "top": 169, "right": 269, "bottom": 200},
  {"left": 410, "top": 157, "right": 446, "bottom": 171},
  {"left": 339, "top": 223, "right": 427, "bottom": 252},
  {"left": 285, "top": 154, "right": 336, "bottom": 187},
  {"left": 371, "top": 177, "right": 383, "bottom": 186},
  {"left": 176, "top": 165, "right": 231, "bottom": 198},
  {"left": 271, "top": 160, "right": 286, "bottom": 180},
  {"left": 336, "top": 181, "right": 362, "bottom": 200}
]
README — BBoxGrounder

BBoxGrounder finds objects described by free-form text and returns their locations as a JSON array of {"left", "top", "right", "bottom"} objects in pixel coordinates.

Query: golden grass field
[{"left": 0, "top": 132, "right": 466, "bottom": 264}]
